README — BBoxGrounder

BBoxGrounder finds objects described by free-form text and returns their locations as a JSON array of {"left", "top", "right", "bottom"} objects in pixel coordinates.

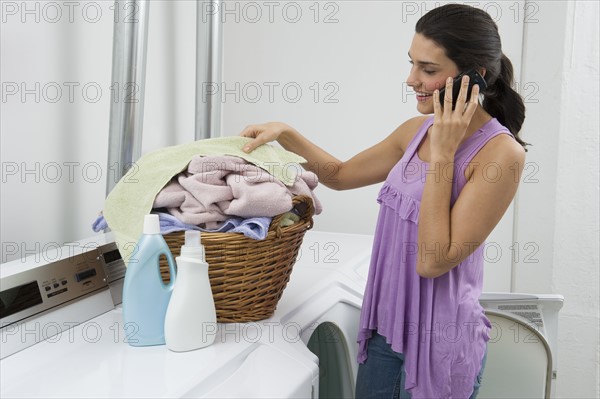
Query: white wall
[
  {"left": 0, "top": 0, "right": 598, "bottom": 396},
  {"left": 1, "top": 0, "right": 112, "bottom": 262},
  {"left": 517, "top": 1, "right": 600, "bottom": 397},
  {"left": 0, "top": 0, "right": 197, "bottom": 263}
]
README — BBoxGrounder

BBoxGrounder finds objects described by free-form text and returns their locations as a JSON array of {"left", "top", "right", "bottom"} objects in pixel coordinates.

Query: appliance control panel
[{"left": 0, "top": 247, "right": 110, "bottom": 327}]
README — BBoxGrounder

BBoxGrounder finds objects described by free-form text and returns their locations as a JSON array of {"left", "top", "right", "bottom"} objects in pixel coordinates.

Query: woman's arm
[
  {"left": 240, "top": 117, "right": 427, "bottom": 190},
  {"left": 416, "top": 76, "right": 526, "bottom": 278},
  {"left": 417, "top": 134, "right": 525, "bottom": 278}
]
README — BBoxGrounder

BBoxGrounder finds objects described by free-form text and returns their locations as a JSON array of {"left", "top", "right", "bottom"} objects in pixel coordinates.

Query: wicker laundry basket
[{"left": 159, "top": 195, "right": 314, "bottom": 323}]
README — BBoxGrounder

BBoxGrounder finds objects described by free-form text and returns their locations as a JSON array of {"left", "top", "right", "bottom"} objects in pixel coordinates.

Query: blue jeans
[{"left": 355, "top": 332, "right": 487, "bottom": 399}]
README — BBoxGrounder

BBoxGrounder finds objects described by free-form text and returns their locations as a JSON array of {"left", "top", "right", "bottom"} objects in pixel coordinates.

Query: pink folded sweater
[{"left": 153, "top": 155, "right": 322, "bottom": 229}]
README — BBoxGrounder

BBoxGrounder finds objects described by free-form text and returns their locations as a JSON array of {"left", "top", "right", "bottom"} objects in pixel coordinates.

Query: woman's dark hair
[{"left": 416, "top": 4, "right": 528, "bottom": 149}]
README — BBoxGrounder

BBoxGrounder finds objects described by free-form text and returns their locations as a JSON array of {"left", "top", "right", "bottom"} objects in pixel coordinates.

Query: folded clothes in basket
[
  {"left": 153, "top": 155, "right": 321, "bottom": 229},
  {"left": 103, "top": 137, "right": 321, "bottom": 263},
  {"left": 93, "top": 212, "right": 272, "bottom": 240}
]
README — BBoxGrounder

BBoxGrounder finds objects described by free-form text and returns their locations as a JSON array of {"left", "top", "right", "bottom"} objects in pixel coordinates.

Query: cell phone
[{"left": 438, "top": 69, "right": 487, "bottom": 110}]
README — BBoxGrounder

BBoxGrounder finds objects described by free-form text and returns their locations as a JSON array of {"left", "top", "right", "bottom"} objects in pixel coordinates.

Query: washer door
[
  {"left": 478, "top": 311, "right": 552, "bottom": 398},
  {"left": 307, "top": 322, "right": 355, "bottom": 399}
]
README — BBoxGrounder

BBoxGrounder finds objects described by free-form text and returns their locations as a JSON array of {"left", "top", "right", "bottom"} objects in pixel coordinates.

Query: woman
[{"left": 240, "top": 4, "right": 526, "bottom": 398}]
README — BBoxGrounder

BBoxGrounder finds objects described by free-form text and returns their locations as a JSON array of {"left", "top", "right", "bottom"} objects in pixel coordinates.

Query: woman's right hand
[{"left": 239, "top": 122, "right": 296, "bottom": 153}]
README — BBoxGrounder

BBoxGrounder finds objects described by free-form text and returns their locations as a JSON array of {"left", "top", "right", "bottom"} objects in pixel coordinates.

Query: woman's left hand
[{"left": 430, "top": 75, "right": 480, "bottom": 160}]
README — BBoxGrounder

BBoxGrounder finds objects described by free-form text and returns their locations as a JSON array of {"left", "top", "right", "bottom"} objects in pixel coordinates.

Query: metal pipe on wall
[
  {"left": 106, "top": 0, "right": 150, "bottom": 196},
  {"left": 195, "top": 0, "right": 223, "bottom": 140}
]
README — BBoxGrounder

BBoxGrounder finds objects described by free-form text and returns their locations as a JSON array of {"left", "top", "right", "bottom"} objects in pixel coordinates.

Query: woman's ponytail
[{"left": 482, "top": 54, "right": 529, "bottom": 149}]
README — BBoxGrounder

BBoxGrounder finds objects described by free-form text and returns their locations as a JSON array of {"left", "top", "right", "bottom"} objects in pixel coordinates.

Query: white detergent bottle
[{"left": 165, "top": 230, "right": 217, "bottom": 352}]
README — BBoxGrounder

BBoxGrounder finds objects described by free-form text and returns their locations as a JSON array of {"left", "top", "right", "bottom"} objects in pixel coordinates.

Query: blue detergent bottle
[{"left": 122, "top": 214, "right": 177, "bottom": 346}]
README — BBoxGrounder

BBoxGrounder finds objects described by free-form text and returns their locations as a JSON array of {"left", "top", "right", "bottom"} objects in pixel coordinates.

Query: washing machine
[
  {"left": 477, "top": 292, "right": 564, "bottom": 399},
  {"left": 0, "top": 234, "right": 319, "bottom": 399},
  {"left": 270, "top": 231, "right": 374, "bottom": 399},
  {"left": 273, "top": 231, "right": 564, "bottom": 399}
]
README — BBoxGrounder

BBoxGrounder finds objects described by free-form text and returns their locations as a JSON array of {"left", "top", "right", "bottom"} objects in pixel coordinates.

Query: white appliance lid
[{"left": 0, "top": 307, "right": 318, "bottom": 398}]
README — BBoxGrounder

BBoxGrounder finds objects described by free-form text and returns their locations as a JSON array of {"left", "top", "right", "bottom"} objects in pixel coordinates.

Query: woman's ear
[{"left": 480, "top": 68, "right": 487, "bottom": 78}]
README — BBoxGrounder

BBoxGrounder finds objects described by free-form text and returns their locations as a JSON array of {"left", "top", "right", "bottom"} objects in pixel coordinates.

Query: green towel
[{"left": 104, "top": 136, "right": 306, "bottom": 264}]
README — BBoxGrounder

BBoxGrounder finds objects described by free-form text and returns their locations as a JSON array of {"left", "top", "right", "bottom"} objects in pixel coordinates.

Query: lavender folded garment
[
  {"left": 157, "top": 212, "right": 272, "bottom": 240},
  {"left": 92, "top": 213, "right": 272, "bottom": 240},
  {"left": 92, "top": 214, "right": 109, "bottom": 232}
]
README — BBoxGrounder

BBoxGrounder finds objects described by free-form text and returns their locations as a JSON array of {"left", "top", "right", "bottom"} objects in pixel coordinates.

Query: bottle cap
[
  {"left": 184, "top": 230, "right": 201, "bottom": 246},
  {"left": 181, "top": 230, "right": 205, "bottom": 260},
  {"left": 143, "top": 214, "right": 160, "bottom": 235}
]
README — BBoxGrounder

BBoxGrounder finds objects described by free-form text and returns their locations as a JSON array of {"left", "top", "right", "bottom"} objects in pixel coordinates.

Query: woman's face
[{"left": 406, "top": 33, "right": 460, "bottom": 115}]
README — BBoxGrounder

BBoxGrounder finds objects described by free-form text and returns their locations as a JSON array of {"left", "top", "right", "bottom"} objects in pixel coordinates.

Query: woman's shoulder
[
  {"left": 483, "top": 131, "right": 526, "bottom": 159},
  {"left": 393, "top": 115, "right": 432, "bottom": 152},
  {"left": 472, "top": 126, "right": 526, "bottom": 177}
]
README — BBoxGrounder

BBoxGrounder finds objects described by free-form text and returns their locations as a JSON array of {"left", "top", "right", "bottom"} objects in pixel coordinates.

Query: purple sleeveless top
[{"left": 357, "top": 116, "right": 513, "bottom": 398}]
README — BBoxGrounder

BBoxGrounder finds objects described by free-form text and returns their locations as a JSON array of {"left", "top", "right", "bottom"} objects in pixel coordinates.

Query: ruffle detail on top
[{"left": 376, "top": 183, "right": 420, "bottom": 224}]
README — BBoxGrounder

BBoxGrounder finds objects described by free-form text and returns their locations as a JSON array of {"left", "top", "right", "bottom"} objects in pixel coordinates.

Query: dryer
[{"left": 0, "top": 234, "right": 319, "bottom": 399}]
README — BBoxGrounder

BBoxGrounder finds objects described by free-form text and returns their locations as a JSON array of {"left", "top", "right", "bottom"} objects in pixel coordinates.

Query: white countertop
[{"left": 1, "top": 305, "right": 321, "bottom": 398}]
